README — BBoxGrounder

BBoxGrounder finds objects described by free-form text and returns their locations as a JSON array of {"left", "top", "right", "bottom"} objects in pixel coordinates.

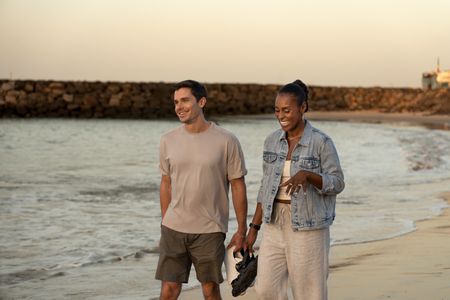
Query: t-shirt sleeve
[
  {"left": 159, "top": 137, "right": 170, "bottom": 176},
  {"left": 227, "top": 135, "right": 248, "bottom": 180}
]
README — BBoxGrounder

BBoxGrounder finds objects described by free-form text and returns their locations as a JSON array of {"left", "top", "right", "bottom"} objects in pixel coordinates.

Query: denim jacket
[{"left": 257, "top": 120, "right": 345, "bottom": 230}]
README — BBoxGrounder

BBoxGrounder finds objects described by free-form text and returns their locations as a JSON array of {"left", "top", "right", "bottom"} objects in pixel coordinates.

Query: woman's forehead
[{"left": 275, "top": 94, "right": 298, "bottom": 107}]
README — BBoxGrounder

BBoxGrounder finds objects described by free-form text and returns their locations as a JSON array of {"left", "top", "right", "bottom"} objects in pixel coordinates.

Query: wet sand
[
  {"left": 328, "top": 193, "right": 450, "bottom": 300},
  {"left": 181, "top": 111, "right": 450, "bottom": 300}
]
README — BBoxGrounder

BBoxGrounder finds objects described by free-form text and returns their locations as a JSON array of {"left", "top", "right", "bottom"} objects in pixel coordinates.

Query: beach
[
  {"left": 2, "top": 0, "right": 450, "bottom": 298},
  {"left": 329, "top": 192, "right": 450, "bottom": 300},
  {"left": 181, "top": 111, "right": 450, "bottom": 300}
]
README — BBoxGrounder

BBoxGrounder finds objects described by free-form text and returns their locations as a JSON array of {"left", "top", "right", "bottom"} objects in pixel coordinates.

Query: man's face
[{"left": 173, "top": 87, "right": 205, "bottom": 124}]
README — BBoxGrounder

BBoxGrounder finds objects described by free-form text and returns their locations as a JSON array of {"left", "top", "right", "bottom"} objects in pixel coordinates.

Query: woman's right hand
[
  {"left": 246, "top": 228, "right": 258, "bottom": 254},
  {"left": 247, "top": 203, "right": 263, "bottom": 254}
]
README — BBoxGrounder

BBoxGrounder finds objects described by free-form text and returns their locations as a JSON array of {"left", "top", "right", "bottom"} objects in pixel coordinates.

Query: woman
[{"left": 247, "top": 80, "right": 345, "bottom": 300}]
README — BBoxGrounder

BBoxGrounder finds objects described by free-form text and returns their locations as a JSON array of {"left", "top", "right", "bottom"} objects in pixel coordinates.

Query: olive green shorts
[{"left": 155, "top": 225, "right": 226, "bottom": 283}]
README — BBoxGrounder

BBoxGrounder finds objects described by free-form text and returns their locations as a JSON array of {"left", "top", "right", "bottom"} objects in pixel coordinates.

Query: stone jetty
[{"left": 1, "top": 80, "right": 449, "bottom": 118}]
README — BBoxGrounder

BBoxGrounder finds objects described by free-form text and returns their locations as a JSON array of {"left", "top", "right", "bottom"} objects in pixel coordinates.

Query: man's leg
[
  {"left": 160, "top": 281, "right": 182, "bottom": 300},
  {"left": 188, "top": 232, "right": 226, "bottom": 300},
  {"left": 155, "top": 226, "right": 191, "bottom": 299},
  {"left": 201, "top": 282, "right": 222, "bottom": 300}
]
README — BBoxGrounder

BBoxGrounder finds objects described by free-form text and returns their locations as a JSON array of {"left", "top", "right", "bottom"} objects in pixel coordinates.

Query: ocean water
[{"left": 1, "top": 116, "right": 450, "bottom": 299}]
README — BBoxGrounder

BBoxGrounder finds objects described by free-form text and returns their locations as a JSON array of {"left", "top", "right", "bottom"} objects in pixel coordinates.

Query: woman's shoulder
[
  {"left": 307, "top": 120, "right": 334, "bottom": 145},
  {"left": 266, "top": 128, "right": 283, "bottom": 139},
  {"left": 264, "top": 129, "right": 283, "bottom": 144}
]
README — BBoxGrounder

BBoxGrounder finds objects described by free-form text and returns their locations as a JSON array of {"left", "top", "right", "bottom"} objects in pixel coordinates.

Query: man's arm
[
  {"left": 227, "top": 176, "right": 248, "bottom": 251},
  {"left": 160, "top": 175, "right": 171, "bottom": 219}
]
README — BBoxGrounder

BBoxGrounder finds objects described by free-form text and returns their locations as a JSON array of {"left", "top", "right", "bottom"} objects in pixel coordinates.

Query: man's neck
[{"left": 184, "top": 117, "right": 210, "bottom": 133}]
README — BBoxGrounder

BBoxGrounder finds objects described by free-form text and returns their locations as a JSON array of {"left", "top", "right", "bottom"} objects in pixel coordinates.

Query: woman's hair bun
[{"left": 292, "top": 80, "right": 309, "bottom": 100}]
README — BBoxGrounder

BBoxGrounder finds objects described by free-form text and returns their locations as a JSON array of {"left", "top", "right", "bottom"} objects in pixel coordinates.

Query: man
[{"left": 156, "top": 80, "right": 248, "bottom": 300}]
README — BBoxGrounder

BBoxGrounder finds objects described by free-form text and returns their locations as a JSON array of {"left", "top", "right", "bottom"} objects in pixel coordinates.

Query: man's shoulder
[
  {"left": 160, "top": 126, "right": 184, "bottom": 140},
  {"left": 210, "top": 123, "right": 240, "bottom": 142}
]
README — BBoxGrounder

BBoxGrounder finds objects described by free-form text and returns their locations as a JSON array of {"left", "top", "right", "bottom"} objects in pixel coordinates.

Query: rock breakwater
[{"left": 1, "top": 80, "right": 449, "bottom": 118}]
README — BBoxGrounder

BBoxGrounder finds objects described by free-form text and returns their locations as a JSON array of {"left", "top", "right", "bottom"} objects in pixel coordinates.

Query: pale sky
[{"left": 1, "top": 0, "right": 449, "bottom": 87}]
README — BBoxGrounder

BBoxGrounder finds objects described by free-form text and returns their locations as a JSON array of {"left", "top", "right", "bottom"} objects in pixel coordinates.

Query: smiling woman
[{"left": 247, "top": 79, "right": 345, "bottom": 300}]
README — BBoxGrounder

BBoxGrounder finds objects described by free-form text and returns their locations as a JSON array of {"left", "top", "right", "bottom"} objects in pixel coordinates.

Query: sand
[
  {"left": 328, "top": 193, "right": 450, "bottom": 300},
  {"left": 179, "top": 111, "right": 450, "bottom": 300}
]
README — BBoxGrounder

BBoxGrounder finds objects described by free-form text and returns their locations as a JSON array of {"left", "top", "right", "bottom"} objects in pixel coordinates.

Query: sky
[{"left": 1, "top": 0, "right": 449, "bottom": 87}]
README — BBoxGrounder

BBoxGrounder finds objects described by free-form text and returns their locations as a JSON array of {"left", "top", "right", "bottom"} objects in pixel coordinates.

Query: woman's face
[{"left": 274, "top": 93, "right": 306, "bottom": 132}]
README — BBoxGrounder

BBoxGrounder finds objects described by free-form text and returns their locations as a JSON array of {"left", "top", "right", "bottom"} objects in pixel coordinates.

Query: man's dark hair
[
  {"left": 278, "top": 79, "right": 309, "bottom": 112},
  {"left": 174, "top": 80, "right": 208, "bottom": 101}
]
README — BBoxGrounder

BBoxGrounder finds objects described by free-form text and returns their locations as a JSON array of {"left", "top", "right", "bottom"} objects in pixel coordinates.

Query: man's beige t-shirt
[{"left": 159, "top": 123, "right": 247, "bottom": 234}]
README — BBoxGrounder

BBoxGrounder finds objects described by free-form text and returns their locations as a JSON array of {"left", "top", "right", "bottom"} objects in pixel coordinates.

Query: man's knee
[
  {"left": 201, "top": 282, "right": 221, "bottom": 300},
  {"left": 160, "top": 281, "right": 182, "bottom": 300}
]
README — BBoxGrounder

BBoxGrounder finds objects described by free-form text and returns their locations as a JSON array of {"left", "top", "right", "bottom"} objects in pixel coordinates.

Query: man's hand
[{"left": 227, "top": 231, "right": 247, "bottom": 252}]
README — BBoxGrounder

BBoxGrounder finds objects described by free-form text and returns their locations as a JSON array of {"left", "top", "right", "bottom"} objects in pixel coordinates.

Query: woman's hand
[
  {"left": 246, "top": 228, "right": 258, "bottom": 254},
  {"left": 279, "top": 170, "right": 308, "bottom": 195},
  {"left": 247, "top": 203, "right": 263, "bottom": 254}
]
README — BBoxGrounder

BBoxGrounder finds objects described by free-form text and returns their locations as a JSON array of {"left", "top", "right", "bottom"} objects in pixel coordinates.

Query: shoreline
[
  {"left": 180, "top": 193, "right": 450, "bottom": 300},
  {"left": 2, "top": 110, "right": 450, "bottom": 130},
  {"left": 223, "top": 110, "right": 450, "bottom": 130},
  {"left": 306, "top": 110, "right": 450, "bottom": 130}
]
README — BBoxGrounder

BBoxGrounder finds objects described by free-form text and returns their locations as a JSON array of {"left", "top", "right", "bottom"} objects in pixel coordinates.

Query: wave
[
  {"left": 0, "top": 246, "right": 160, "bottom": 285},
  {"left": 340, "top": 200, "right": 363, "bottom": 205},
  {"left": 77, "top": 246, "right": 160, "bottom": 267},
  {"left": 78, "top": 183, "right": 159, "bottom": 198},
  {"left": 398, "top": 130, "right": 450, "bottom": 172}
]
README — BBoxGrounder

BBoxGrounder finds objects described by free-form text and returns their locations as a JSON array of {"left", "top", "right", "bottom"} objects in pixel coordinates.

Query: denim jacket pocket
[
  {"left": 298, "top": 157, "right": 320, "bottom": 170},
  {"left": 263, "top": 151, "right": 278, "bottom": 164}
]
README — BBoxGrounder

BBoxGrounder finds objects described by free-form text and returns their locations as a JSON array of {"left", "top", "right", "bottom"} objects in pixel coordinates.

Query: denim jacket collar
[{"left": 278, "top": 119, "right": 313, "bottom": 147}]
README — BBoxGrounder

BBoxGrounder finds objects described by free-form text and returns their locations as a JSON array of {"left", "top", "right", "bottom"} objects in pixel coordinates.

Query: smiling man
[{"left": 155, "top": 80, "right": 248, "bottom": 300}]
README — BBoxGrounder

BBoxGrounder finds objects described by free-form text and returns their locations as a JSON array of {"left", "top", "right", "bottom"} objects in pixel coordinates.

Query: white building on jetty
[{"left": 422, "top": 58, "right": 450, "bottom": 90}]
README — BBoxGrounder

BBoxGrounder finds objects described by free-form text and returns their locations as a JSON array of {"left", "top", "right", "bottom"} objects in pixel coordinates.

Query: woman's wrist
[
  {"left": 304, "top": 171, "right": 311, "bottom": 182},
  {"left": 249, "top": 222, "right": 261, "bottom": 231}
]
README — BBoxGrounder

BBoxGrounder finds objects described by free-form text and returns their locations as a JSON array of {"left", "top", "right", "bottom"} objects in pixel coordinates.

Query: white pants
[{"left": 255, "top": 203, "right": 330, "bottom": 300}]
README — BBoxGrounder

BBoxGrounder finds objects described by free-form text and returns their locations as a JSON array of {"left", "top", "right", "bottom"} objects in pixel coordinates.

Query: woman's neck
[{"left": 286, "top": 119, "right": 305, "bottom": 139}]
